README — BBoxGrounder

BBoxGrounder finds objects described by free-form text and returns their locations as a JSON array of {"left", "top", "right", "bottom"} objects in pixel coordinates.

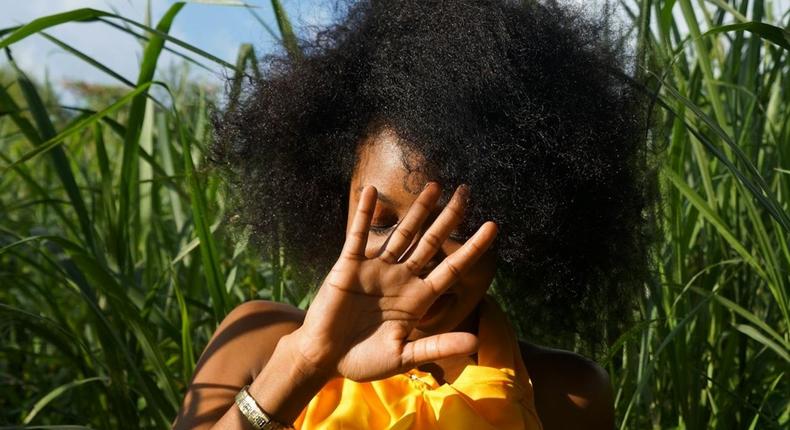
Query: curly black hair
[{"left": 211, "top": 0, "right": 662, "bottom": 355}]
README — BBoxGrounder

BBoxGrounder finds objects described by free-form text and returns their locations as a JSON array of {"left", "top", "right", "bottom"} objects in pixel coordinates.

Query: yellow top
[{"left": 293, "top": 296, "right": 544, "bottom": 429}]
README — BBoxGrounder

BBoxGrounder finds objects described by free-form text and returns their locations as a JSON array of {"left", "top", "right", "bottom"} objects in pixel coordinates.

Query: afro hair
[{"left": 210, "top": 0, "right": 662, "bottom": 355}]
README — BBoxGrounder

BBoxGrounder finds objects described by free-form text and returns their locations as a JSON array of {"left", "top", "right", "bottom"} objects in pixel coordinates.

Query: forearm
[{"left": 210, "top": 332, "right": 330, "bottom": 429}]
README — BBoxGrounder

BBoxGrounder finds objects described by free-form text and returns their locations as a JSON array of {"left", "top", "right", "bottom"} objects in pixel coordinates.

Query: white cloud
[
  {"left": 3, "top": 0, "right": 788, "bottom": 102},
  {"left": 0, "top": 0, "right": 214, "bottom": 103}
]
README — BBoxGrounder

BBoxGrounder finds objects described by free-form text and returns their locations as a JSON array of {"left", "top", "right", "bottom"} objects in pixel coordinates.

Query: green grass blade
[
  {"left": 98, "top": 18, "right": 219, "bottom": 74},
  {"left": 178, "top": 114, "right": 228, "bottom": 322},
  {"left": 156, "top": 113, "right": 186, "bottom": 232},
  {"left": 656, "top": 82, "right": 790, "bottom": 231},
  {"left": 678, "top": 0, "right": 729, "bottom": 133},
  {"left": 662, "top": 167, "right": 770, "bottom": 282},
  {"left": 0, "top": 302, "right": 88, "bottom": 368},
  {"left": 270, "top": 0, "right": 302, "bottom": 60},
  {"left": 245, "top": 4, "right": 282, "bottom": 41},
  {"left": 5, "top": 55, "right": 99, "bottom": 255},
  {"left": 1, "top": 83, "right": 152, "bottom": 172},
  {"left": 67, "top": 252, "right": 179, "bottom": 423},
  {"left": 0, "top": 9, "right": 108, "bottom": 49},
  {"left": 39, "top": 31, "right": 135, "bottom": 87},
  {"left": 734, "top": 324, "right": 790, "bottom": 362},
  {"left": 117, "top": 3, "right": 184, "bottom": 274},
  {"left": 690, "top": 286, "right": 788, "bottom": 351},
  {"left": 227, "top": 43, "right": 258, "bottom": 112},
  {"left": 173, "top": 276, "right": 196, "bottom": 384},
  {"left": 22, "top": 377, "right": 109, "bottom": 424},
  {"left": 0, "top": 6, "right": 237, "bottom": 72},
  {"left": 0, "top": 150, "right": 79, "bottom": 239},
  {"left": 97, "top": 13, "right": 235, "bottom": 69},
  {"left": 703, "top": 21, "right": 790, "bottom": 51}
]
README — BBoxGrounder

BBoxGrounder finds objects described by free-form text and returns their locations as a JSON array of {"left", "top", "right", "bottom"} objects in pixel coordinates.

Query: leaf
[
  {"left": 39, "top": 31, "right": 135, "bottom": 87},
  {"left": 704, "top": 21, "right": 790, "bottom": 51},
  {"left": 179, "top": 116, "right": 228, "bottom": 322},
  {"left": 0, "top": 9, "right": 108, "bottom": 49},
  {"left": 23, "top": 377, "right": 108, "bottom": 424},
  {"left": 1, "top": 83, "right": 152, "bottom": 172},
  {"left": 271, "top": 0, "right": 302, "bottom": 61},
  {"left": 735, "top": 324, "right": 790, "bottom": 362},
  {"left": 662, "top": 168, "right": 770, "bottom": 282},
  {"left": 117, "top": 2, "right": 184, "bottom": 274},
  {"left": 6, "top": 52, "right": 98, "bottom": 253},
  {"left": 690, "top": 286, "right": 788, "bottom": 352},
  {"left": 0, "top": 7, "right": 236, "bottom": 71}
]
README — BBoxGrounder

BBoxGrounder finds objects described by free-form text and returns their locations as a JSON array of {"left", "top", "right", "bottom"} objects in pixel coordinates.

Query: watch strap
[{"left": 235, "top": 384, "right": 293, "bottom": 430}]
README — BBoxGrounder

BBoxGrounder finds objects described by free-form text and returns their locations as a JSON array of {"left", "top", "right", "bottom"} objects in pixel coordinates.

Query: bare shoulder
[
  {"left": 173, "top": 301, "right": 305, "bottom": 429},
  {"left": 519, "top": 340, "right": 614, "bottom": 430},
  {"left": 196, "top": 300, "right": 306, "bottom": 381}
]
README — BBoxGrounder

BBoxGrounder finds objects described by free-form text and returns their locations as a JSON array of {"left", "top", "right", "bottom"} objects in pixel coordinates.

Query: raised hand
[{"left": 289, "top": 182, "right": 498, "bottom": 382}]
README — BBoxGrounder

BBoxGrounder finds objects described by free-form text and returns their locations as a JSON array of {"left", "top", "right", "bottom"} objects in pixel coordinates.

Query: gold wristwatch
[{"left": 235, "top": 385, "right": 294, "bottom": 430}]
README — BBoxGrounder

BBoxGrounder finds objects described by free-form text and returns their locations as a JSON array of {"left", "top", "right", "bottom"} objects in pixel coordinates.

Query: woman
[{"left": 174, "top": 0, "right": 658, "bottom": 428}]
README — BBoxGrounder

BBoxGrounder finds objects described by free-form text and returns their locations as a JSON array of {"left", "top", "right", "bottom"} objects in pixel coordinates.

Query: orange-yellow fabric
[{"left": 293, "top": 296, "right": 544, "bottom": 429}]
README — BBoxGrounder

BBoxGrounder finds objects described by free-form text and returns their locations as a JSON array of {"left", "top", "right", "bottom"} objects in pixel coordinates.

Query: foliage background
[{"left": 0, "top": 0, "right": 788, "bottom": 428}]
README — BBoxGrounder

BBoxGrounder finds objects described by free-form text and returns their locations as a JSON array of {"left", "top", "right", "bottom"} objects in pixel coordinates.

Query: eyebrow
[{"left": 355, "top": 185, "right": 399, "bottom": 206}]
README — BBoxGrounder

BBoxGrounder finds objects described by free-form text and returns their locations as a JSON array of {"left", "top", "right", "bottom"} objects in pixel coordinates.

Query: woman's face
[{"left": 346, "top": 128, "right": 497, "bottom": 340}]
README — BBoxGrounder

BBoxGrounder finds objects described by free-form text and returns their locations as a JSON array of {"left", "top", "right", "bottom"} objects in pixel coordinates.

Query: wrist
[
  {"left": 283, "top": 328, "right": 339, "bottom": 380},
  {"left": 279, "top": 330, "right": 335, "bottom": 383},
  {"left": 246, "top": 331, "right": 331, "bottom": 425}
]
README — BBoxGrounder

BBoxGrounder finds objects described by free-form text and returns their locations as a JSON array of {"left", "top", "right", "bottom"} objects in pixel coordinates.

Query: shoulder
[
  {"left": 173, "top": 301, "right": 305, "bottom": 429},
  {"left": 201, "top": 300, "right": 306, "bottom": 380},
  {"left": 519, "top": 340, "right": 614, "bottom": 430}
]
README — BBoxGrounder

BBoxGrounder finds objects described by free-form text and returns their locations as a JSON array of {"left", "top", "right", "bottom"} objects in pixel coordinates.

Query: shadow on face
[{"left": 346, "top": 126, "right": 497, "bottom": 339}]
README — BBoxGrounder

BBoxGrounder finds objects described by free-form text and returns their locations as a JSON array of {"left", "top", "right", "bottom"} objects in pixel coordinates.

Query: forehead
[{"left": 352, "top": 128, "right": 429, "bottom": 206}]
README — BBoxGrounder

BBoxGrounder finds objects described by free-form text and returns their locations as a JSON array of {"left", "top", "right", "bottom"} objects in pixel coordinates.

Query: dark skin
[{"left": 173, "top": 129, "right": 614, "bottom": 429}]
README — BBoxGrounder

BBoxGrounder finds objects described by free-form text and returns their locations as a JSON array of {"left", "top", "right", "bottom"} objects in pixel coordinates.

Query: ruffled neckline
[{"left": 293, "top": 295, "right": 544, "bottom": 430}]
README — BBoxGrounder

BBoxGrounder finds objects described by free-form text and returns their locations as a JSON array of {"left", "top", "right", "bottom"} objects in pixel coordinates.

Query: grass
[{"left": 0, "top": 0, "right": 787, "bottom": 428}]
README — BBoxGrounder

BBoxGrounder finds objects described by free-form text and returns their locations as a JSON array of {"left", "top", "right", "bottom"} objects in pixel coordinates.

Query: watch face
[
  {"left": 236, "top": 385, "right": 272, "bottom": 430},
  {"left": 234, "top": 385, "right": 294, "bottom": 429}
]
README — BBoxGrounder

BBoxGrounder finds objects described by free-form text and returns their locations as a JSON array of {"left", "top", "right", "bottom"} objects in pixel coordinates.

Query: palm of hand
[{"left": 294, "top": 183, "right": 497, "bottom": 382}]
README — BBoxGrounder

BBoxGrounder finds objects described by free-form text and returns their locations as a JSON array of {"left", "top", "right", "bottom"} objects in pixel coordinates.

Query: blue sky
[
  {"left": 0, "top": 0, "right": 339, "bottom": 93},
  {"left": 1, "top": 0, "right": 787, "bottom": 98}
]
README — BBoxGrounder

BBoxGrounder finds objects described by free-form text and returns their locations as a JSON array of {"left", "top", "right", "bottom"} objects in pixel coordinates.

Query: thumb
[{"left": 400, "top": 332, "right": 479, "bottom": 370}]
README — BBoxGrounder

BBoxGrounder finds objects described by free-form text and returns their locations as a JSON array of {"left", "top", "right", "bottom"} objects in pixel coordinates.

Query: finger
[
  {"left": 378, "top": 182, "right": 441, "bottom": 264},
  {"left": 341, "top": 185, "right": 377, "bottom": 259},
  {"left": 400, "top": 332, "right": 479, "bottom": 370},
  {"left": 402, "top": 185, "right": 469, "bottom": 273},
  {"left": 423, "top": 221, "right": 497, "bottom": 295}
]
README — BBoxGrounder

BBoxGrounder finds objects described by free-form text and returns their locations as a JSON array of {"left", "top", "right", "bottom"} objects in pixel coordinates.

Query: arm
[
  {"left": 172, "top": 301, "right": 308, "bottom": 429},
  {"left": 208, "top": 328, "right": 330, "bottom": 429},
  {"left": 174, "top": 183, "right": 497, "bottom": 429},
  {"left": 520, "top": 341, "right": 614, "bottom": 430}
]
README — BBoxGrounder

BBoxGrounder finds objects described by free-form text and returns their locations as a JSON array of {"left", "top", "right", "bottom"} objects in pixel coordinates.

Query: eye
[
  {"left": 369, "top": 223, "right": 468, "bottom": 242},
  {"left": 369, "top": 223, "right": 397, "bottom": 236},
  {"left": 369, "top": 205, "right": 398, "bottom": 236},
  {"left": 448, "top": 231, "right": 467, "bottom": 242}
]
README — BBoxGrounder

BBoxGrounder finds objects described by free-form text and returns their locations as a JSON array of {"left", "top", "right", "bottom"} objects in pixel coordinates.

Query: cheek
[{"left": 364, "top": 234, "right": 384, "bottom": 259}]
